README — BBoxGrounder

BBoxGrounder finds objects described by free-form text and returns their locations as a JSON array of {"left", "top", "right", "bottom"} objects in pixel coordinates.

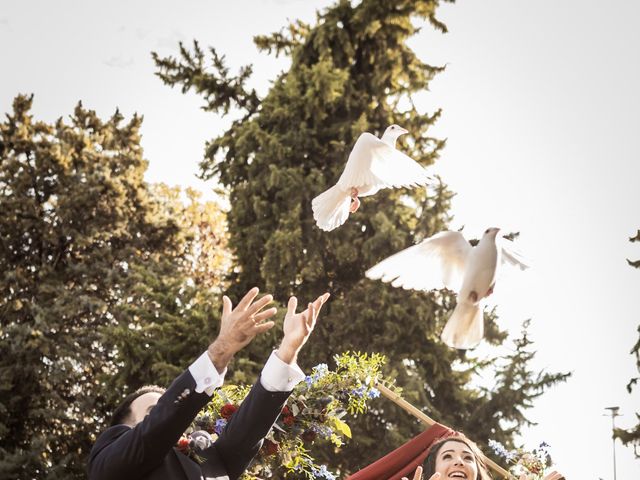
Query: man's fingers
[
  {"left": 313, "top": 292, "right": 330, "bottom": 314},
  {"left": 237, "top": 287, "right": 260, "bottom": 310},
  {"left": 222, "top": 295, "right": 232, "bottom": 317},
  {"left": 311, "top": 296, "right": 323, "bottom": 312},
  {"left": 253, "top": 321, "right": 275, "bottom": 335},
  {"left": 287, "top": 296, "right": 298, "bottom": 317},
  {"left": 306, "top": 303, "right": 315, "bottom": 328},
  {"left": 253, "top": 307, "right": 277, "bottom": 323},
  {"left": 246, "top": 294, "right": 273, "bottom": 316},
  {"left": 310, "top": 293, "right": 329, "bottom": 320}
]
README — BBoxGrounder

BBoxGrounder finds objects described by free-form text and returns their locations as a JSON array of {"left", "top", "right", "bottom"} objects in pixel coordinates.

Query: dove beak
[{"left": 398, "top": 127, "right": 409, "bottom": 135}]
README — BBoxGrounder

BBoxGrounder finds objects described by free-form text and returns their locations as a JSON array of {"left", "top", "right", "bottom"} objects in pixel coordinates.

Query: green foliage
[
  {"left": 0, "top": 96, "right": 231, "bottom": 478},
  {"left": 627, "top": 230, "right": 640, "bottom": 269},
  {"left": 614, "top": 230, "right": 640, "bottom": 457},
  {"left": 468, "top": 320, "right": 570, "bottom": 456},
  {"left": 0, "top": 95, "right": 178, "bottom": 478},
  {"left": 184, "top": 352, "right": 387, "bottom": 479},
  {"left": 153, "top": 0, "right": 568, "bottom": 475},
  {"left": 105, "top": 185, "right": 231, "bottom": 395}
]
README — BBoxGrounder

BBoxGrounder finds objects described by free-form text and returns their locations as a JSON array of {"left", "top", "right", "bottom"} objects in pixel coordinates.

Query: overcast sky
[{"left": 2, "top": 1, "right": 639, "bottom": 478}]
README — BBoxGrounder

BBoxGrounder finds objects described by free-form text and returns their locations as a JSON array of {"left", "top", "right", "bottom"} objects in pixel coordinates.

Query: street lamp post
[{"left": 604, "top": 406, "right": 621, "bottom": 480}]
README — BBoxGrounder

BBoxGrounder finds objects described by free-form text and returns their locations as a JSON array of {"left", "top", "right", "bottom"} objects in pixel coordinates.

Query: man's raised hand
[
  {"left": 277, "top": 292, "right": 330, "bottom": 364},
  {"left": 208, "top": 287, "right": 277, "bottom": 372}
]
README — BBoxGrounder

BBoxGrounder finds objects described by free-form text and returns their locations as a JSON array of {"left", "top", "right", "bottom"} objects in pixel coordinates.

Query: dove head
[
  {"left": 482, "top": 227, "right": 500, "bottom": 239},
  {"left": 380, "top": 124, "right": 409, "bottom": 147}
]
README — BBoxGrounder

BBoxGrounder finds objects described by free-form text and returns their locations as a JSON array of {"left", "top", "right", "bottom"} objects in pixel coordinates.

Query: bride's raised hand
[
  {"left": 520, "top": 472, "right": 563, "bottom": 480},
  {"left": 401, "top": 466, "right": 442, "bottom": 480},
  {"left": 542, "top": 471, "right": 564, "bottom": 480}
]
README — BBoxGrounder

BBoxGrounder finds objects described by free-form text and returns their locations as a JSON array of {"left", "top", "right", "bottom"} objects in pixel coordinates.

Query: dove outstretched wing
[
  {"left": 498, "top": 237, "right": 530, "bottom": 271},
  {"left": 366, "top": 231, "right": 472, "bottom": 292},
  {"left": 368, "top": 141, "right": 431, "bottom": 189},
  {"left": 337, "top": 133, "right": 429, "bottom": 196}
]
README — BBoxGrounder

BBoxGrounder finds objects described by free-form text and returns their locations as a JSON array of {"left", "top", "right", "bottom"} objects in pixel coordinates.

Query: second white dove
[{"left": 365, "top": 228, "right": 529, "bottom": 349}]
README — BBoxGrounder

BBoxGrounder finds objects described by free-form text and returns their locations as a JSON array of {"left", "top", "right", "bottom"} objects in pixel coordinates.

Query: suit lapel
[{"left": 174, "top": 448, "right": 204, "bottom": 480}]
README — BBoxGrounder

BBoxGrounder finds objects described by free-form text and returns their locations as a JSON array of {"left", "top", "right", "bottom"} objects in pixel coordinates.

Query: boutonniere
[{"left": 176, "top": 430, "right": 216, "bottom": 462}]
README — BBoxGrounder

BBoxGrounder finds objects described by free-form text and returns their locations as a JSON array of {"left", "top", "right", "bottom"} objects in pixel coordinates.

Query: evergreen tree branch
[{"left": 152, "top": 40, "right": 260, "bottom": 116}]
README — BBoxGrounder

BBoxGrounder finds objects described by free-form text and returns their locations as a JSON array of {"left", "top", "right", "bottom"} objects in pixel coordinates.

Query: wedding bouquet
[
  {"left": 178, "top": 351, "right": 388, "bottom": 479},
  {"left": 488, "top": 439, "right": 552, "bottom": 480}
]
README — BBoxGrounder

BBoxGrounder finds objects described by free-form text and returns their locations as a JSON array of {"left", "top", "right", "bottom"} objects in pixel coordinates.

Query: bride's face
[{"left": 434, "top": 440, "right": 478, "bottom": 480}]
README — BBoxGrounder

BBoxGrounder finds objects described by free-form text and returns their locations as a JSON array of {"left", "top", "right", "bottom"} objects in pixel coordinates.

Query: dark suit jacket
[{"left": 88, "top": 369, "right": 291, "bottom": 480}]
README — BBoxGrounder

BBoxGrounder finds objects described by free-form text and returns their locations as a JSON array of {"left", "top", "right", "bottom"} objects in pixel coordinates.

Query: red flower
[
  {"left": 283, "top": 415, "right": 295, "bottom": 426},
  {"left": 281, "top": 405, "right": 291, "bottom": 416},
  {"left": 205, "top": 424, "right": 216, "bottom": 434},
  {"left": 261, "top": 438, "right": 279, "bottom": 456},
  {"left": 220, "top": 403, "right": 238, "bottom": 419},
  {"left": 177, "top": 436, "right": 190, "bottom": 453}
]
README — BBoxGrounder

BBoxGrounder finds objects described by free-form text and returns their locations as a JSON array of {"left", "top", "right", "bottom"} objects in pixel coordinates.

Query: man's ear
[{"left": 122, "top": 411, "right": 135, "bottom": 427}]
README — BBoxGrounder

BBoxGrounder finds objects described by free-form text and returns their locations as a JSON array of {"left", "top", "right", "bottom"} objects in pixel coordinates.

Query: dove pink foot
[
  {"left": 485, "top": 284, "right": 495, "bottom": 297},
  {"left": 349, "top": 187, "right": 360, "bottom": 213}
]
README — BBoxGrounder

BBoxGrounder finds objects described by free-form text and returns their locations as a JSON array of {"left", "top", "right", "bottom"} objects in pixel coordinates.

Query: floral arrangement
[
  {"left": 488, "top": 439, "right": 552, "bottom": 480},
  {"left": 177, "top": 351, "right": 388, "bottom": 479}
]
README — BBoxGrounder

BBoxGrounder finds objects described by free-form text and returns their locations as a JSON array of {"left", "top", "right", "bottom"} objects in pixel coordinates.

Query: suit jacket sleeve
[
  {"left": 203, "top": 376, "right": 291, "bottom": 480},
  {"left": 88, "top": 370, "right": 211, "bottom": 480}
]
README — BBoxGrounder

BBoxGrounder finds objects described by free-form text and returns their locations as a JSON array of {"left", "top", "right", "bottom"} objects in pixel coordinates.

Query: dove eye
[{"left": 484, "top": 228, "right": 490, "bottom": 234}]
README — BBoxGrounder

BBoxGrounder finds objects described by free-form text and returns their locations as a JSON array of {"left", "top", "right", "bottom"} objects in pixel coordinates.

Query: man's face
[{"left": 128, "top": 392, "right": 162, "bottom": 426}]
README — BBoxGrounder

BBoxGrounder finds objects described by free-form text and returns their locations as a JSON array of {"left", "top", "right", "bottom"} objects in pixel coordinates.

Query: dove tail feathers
[
  {"left": 441, "top": 302, "right": 484, "bottom": 350},
  {"left": 312, "top": 185, "right": 351, "bottom": 231}
]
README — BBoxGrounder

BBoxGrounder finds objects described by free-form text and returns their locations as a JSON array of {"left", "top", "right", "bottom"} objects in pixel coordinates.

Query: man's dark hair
[{"left": 110, "top": 385, "right": 166, "bottom": 426}]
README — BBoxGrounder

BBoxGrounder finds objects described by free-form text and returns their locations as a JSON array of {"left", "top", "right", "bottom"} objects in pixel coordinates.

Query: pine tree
[
  {"left": 153, "top": 0, "right": 568, "bottom": 474},
  {"left": 106, "top": 185, "right": 233, "bottom": 395},
  {"left": 0, "top": 95, "right": 180, "bottom": 478},
  {"left": 614, "top": 229, "right": 640, "bottom": 457}
]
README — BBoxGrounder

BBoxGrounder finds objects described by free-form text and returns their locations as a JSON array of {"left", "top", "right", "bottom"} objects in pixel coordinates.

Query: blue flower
[
  {"left": 311, "top": 363, "right": 329, "bottom": 382},
  {"left": 367, "top": 388, "right": 380, "bottom": 399},
  {"left": 351, "top": 385, "right": 367, "bottom": 398},
  {"left": 311, "top": 424, "right": 333, "bottom": 438},
  {"left": 537, "top": 441, "right": 551, "bottom": 455},
  {"left": 488, "top": 439, "right": 510, "bottom": 458},
  {"left": 311, "top": 464, "right": 336, "bottom": 480},
  {"left": 214, "top": 418, "right": 227, "bottom": 435},
  {"left": 304, "top": 375, "right": 314, "bottom": 387}
]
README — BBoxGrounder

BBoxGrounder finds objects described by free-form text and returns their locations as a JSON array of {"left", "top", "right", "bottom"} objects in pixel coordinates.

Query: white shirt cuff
[
  {"left": 188, "top": 351, "right": 226, "bottom": 396},
  {"left": 259, "top": 350, "right": 305, "bottom": 392}
]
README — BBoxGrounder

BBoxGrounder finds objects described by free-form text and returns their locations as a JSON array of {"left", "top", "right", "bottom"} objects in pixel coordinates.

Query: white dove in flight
[
  {"left": 311, "top": 125, "right": 431, "bottom": 232},
  {"left": 365, "top": 228, "right": 529, "bottom": 349}
]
